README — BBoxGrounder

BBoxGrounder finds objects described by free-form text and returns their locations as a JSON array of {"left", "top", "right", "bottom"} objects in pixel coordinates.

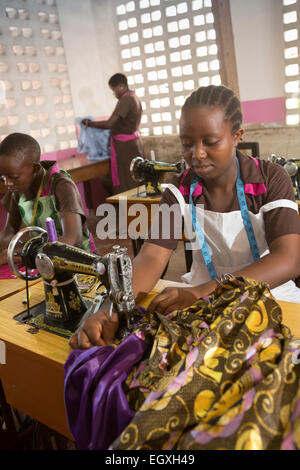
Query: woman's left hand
[
  {"left": 147, "top": 286, "right": 200, "bottom": 315},
  {"left": 82, "top": 119, "right": 91, "bottom": 127}
]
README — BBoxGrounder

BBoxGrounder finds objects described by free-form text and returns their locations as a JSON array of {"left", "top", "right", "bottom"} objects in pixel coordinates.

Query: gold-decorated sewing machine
[
  {"left": 130, "top": 156, "right": 182, "bottom": 196},
  {"left": 7, "top": 223, "right": 135, "bottom": 336}
]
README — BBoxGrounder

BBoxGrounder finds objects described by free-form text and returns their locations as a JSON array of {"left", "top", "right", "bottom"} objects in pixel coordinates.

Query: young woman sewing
[{"left": 69, "top": 84, "right": 300, "bottom": 349}]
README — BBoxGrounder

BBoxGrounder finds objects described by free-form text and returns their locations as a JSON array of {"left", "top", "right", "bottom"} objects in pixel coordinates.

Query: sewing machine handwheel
[
  {"left": 7, "top": 226, "right": 47, "bottom": 280},
  {"left": 130, "top": 156, "right": 145, "bottom": 183}
]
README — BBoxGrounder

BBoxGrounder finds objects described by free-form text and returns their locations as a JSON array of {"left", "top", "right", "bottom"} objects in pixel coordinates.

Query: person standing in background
[{"left": 82, "top": 73, "right": 143, "bottom": 195}]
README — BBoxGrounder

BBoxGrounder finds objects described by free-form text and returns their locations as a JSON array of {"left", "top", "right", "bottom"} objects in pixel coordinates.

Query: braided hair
[{"left": 182, "top": 85, "right": 243, "bottom": 135}]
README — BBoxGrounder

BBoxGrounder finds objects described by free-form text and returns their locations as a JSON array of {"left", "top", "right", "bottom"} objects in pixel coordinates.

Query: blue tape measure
[{"left": 189, "top": 157, "right": 260, "bottom": 280}]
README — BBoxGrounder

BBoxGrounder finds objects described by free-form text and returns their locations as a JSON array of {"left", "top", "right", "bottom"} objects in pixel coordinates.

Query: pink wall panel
[{"left": 242, "top": 97, "right": 286, "bottom": 124}]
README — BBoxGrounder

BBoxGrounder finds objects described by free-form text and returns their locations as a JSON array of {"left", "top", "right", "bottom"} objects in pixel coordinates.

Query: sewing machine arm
[{"left": 7, "top": 227, "right": 136, "bottom": 330}]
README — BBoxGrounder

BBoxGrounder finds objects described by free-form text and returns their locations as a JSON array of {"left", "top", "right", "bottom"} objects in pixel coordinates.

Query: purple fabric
[
  {"left": 64, "top": 333, "right": 147, "bottom": 450},
  {"left": 45, "top": 217, "right": 58, "bottom": 242}
]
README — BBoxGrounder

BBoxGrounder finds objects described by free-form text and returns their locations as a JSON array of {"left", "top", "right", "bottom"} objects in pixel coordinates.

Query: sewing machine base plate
[
  {"left": 133, "top": 190, "right": 162, "bottom": 197},
  {"left": 13, "top": 298, "right": 94, "bottom": 338}
]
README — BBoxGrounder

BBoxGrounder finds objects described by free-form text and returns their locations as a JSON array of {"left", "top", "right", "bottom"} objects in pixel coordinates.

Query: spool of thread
[
  {"left": 22, "top": 292, "right": 31, "bottom": 305},
  {"left": 150, "top": 150, "right": 155, "bottom": 161},
  {"left": 46, "top": 217, "right": 58, "bottom": 242}
]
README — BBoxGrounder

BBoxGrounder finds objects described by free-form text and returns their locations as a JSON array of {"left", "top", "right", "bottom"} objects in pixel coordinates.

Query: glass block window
[
  {"left": 116, "top": 0, "right": 220, "bottom": 136},
  {"left": 0, "top": 0, "right": 76, "bottom": 152},
  {"left": 282, "top": 0, "right": 300, "bottom": 125}
]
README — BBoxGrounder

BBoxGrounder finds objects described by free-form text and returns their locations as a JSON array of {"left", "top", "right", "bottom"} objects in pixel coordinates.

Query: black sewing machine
[
  {"left": 7, "top": 225, "right": 135, "bottom": 335},
  {"left": 269, "top": 154, "right": 300, "bottom": 199},
  {"left": 130, "top": 156, "right": 182, "bottom": 196}
]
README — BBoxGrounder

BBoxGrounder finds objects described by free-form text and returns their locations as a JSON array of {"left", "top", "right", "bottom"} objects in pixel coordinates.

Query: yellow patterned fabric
[{"left": 111, "top": 277, "right": 300, "bottom": 450}]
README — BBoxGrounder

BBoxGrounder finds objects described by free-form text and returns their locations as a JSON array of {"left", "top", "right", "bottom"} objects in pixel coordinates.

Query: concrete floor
[{"left": 87, "top": 215, "right": 187, "bottom": 282}]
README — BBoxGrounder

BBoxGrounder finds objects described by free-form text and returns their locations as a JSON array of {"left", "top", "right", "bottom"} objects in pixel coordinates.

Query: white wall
[
  {"left": 57, "top": 0, "right": 121, "bottom": 119},
  {"left": 58, "top": 0, "right": 286, "bottom": 119},
  {"left": 230, "top": 0, "right": 285, "bottom": 101}
]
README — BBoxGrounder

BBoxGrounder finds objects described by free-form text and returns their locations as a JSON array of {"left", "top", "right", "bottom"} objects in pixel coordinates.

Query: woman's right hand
[{"left": 68, "top": 310, "right": 119, "bottom": 349}]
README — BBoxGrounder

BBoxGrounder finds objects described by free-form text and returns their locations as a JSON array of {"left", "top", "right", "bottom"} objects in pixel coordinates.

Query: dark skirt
[{"left": 108, "top": 137, "right": 144, "bottom": 195}]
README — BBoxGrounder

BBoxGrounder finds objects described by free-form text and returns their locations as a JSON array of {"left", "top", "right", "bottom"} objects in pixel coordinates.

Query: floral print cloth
[{"left": 65, "top": 277, "right": 300, "bottom": 450}]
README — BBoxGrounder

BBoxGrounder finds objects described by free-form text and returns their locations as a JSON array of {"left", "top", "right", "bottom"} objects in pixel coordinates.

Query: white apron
[{"left": 168, "top": 184, "right": 300, "bottom": 304}]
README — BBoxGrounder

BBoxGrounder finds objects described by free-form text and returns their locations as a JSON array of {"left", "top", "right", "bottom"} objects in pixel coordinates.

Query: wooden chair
[{"left": 237, "top": 141, "right": 260, "bottom": 158}]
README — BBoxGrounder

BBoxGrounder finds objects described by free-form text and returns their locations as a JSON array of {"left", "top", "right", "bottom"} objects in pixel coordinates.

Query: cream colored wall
[
  {"left": 57, "top": 0, "right": 299, "bottom": 161},
  {"left": 142, "top": 125, "right": 300, "bottom": 163},
  {"left": 230, "top": 0, "right": 285, "bottom": 102},
  {"left": 57, "top": 0, "right": 122, "bottom": 119},
  {"left": 243, "top": 126, "right": 300, "bottom": 160}
]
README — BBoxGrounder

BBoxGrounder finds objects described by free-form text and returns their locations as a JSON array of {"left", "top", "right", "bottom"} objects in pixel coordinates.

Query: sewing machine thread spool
[{"left": 45, "top": 217, "right": 58, "bottom": 242}]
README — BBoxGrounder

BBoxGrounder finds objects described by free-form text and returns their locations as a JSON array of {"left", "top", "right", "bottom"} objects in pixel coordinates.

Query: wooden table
[
  {"left": 0, "top": 276, "right": 41, "bottom": 301},
  {"left": 0, "top": 281, "right": 74, "bottom": 439},
  {"left": 57, "top": 154, "right": 110, "bottom": 212},
  {"left": 0, "top": 154, "right": 110, "bottom": 212},
  {"left": 58, "top": 154, "right": 109, "bottom": 185},
  {"left": 0, "top": 278, "right": 299, "bottom": 444},
  {"left": 106, "top": 184, "right": 193, "bottom": 272}
]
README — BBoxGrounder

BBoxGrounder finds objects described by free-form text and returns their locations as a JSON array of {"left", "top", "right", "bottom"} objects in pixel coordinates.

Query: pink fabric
[
  {"left": 0, "top": 263, "right": 38, "bottom": 279},
  {"left": 179, "top": 169, "right": 203, "bottom": 197},
  {"left": 179, "top": 169, "right": 204, "bottom": 196},
  {"left": 89, "top": 232, "right": 96, "bottom": 253},
  {"left": 179, "top": 183, "right": 203, "bottom": 196},
  {"left": 252, "top": 158, "right": 259, "bottom": 169},
  {"left": 179, "top": 159, "right": 267, "bottom": 197},
  {"left": 110, "top": 131, "right": 140, "bottom": 187},
  {"left": 41, "top": 148, "right": 79, "bottom": 162},
  {"left": 179, "top": 185, "right": 189, "bottom": 196},
  {"left": 244, "top": 183, "right": 267, "bottom": 195},
  {"left": 41, "top": 163, "right": 60, "bottom": 196},
  {"left": 244, "top": 158, "right": 267, "bottom": 195}
]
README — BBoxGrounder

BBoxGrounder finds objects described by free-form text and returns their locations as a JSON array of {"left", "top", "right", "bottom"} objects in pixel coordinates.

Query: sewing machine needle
[
  {"left": 85, "top": 294, "right": 105, "bottom": 317},
  {"left": 109, "top": 302, "right": 113, "bottom": 320}
]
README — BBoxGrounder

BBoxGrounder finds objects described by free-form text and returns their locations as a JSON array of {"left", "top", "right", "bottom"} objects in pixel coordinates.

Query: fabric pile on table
[{"left": 64, "top": 276, "right": 300, "bottom": 450}]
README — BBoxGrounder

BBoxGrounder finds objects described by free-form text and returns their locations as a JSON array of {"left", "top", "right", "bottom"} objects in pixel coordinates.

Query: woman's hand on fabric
[
  {"left": 146, "top": 286, "right": 200, "bottom": 315},
  {"left": 82, "top": 119, "right": 91, "bottom": 127},
  {"left": 69, "top": 310, "right": 119, "bottom": 349}
]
